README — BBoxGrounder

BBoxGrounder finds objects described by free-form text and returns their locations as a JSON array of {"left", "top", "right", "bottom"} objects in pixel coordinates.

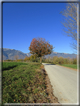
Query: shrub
[
  {"left": 72, "top": 58, "right": 77, "bottom": 64},
  {"left": 53, "top": 56, "right": 58, "bottom": 64},
  {"left": 6, "top": 59, "right": 12, "bottom": 61}
]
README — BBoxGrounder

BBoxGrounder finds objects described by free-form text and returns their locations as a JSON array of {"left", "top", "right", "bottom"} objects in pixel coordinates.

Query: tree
[
  {"left": 58, "top": 57, "right": 64, "bottom": 64},
  {"left": 53, "top": 56, "right": 59, "bottom": 64},
  {"left": 72, "top": 58, "right": 77, "bottom": 64},
  {"left": 14, "top": 55, "right": 19, "bottom": 61},
  {"left": 47, "top": 56, "right": 52, "bottom": 63},
  {"left": 60, "top": 3, "right": 79, "bottom": 52},
  {"left": 17, "top": 59, "right": 23, "bottom": 62},
  {"left": 24, "top": 56, "right": 30, "bottom": 61},
  {"left": 30, "top": 54, "right": 38, "bottom": 62},
  {"left": 29, "top": 38, "right": 54, "bottom": 63}
]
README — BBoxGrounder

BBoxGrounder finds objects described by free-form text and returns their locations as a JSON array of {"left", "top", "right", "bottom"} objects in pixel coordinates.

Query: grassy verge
[
  {"left": 2, "top": 62, "right": 56, "bottom": 103},
  {"left": 2, "top": 62, "right": 28, "bottom": 70},
  {"left": 58, "top": 64, "right": 77, "bottom": 69}
]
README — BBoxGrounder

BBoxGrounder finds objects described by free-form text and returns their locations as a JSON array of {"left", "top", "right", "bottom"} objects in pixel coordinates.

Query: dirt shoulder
[{"left": 40, "top": 65, "right": 61, "bottom": 105}]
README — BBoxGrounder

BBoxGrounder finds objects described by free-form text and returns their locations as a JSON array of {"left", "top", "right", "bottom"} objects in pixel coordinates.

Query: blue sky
[{"left": 3, "top": 2, "right": 76, "bottom": 54}]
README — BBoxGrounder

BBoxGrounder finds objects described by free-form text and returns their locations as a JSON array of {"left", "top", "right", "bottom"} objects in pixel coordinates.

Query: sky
[{"left": 3, "top": 2, "right": 76, "bottom": 54}]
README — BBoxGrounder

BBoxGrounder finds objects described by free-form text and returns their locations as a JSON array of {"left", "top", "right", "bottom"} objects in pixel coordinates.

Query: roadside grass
[
  {"left": 2, "top": 62, "right": 27, "bottom": 70},
  {"left": 2, "top": 62, "right": 51, "bottom": 103},
  {"left": 58, "top": 64, "right": 77, "bottom": 69}
]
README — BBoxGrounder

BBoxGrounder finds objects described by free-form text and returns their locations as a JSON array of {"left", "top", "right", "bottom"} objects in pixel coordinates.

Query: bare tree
[{"left": 60, "top": 3, "right": 79, "bottom": 52}]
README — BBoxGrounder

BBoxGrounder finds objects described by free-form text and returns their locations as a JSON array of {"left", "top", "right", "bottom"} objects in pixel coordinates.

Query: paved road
[{"left": 42, "top": 63, "right": 78, "bottom": 104}]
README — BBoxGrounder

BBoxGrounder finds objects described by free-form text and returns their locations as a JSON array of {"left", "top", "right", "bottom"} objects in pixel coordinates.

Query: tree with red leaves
[{"left": 29, "top": 38, "right": 54, "bottom": 63}]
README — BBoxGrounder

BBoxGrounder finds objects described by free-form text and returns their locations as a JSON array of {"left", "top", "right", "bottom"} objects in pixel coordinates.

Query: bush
[
  {"left": 6, "top": 59, "right": 12, "bottom": 61},
  {"left": 52, "top": 56, "right": 77, "bottom": 65},
  {"left": 53, "top": 56, "right": 58, "bottom": 64},
  {"left": 58, "top": 57, "right": 64, "bottom": 64},
  {"left": 17, "top": 59, "right": 23, "bottom": 62},
  {"left": 72, "top": 58, "right": 77, "bottom": 64}
]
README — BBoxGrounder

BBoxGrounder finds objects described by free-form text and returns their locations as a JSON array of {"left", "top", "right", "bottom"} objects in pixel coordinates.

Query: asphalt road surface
[{"left": 42, "top": 63, "right": 78, "bottom": 104}]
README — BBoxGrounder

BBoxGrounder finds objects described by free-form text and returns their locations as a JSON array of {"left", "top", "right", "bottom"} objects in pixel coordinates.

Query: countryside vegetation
[
  {"left": 2, "top": 54, "right": 77, "bottom": 102},
  {"left": 2, "top": 56, "right": 77, "bottom": 104},
  {"left": 2, "top": 35, "right": 77, "bottom": 104},
  {"left": 4, "top": 55, "right": 77, "bottom": 69},
  {"left": 2, "top": 38, "right": 58, "bottom": 104},
  {"left": 2, "top": 34, "right": 77, "bottom": 105},
  {"left": 2, "top": 62, "right": 59, "bottom": 104}
]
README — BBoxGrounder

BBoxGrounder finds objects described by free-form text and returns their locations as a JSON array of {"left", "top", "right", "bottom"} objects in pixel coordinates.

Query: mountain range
[{"left": 2, "top": 48, "right": 77, "bottom": 60}]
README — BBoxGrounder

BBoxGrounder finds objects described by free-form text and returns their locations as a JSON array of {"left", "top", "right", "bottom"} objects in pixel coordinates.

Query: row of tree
[
  {"left": 5, "top": 55, "right": 77, "bottom": 65},
  {"left": 43, "top": 56, "right": 77, "bottom": 64},
  {"left": 23, "top": 55, "right": 77, "bottom": 65}
]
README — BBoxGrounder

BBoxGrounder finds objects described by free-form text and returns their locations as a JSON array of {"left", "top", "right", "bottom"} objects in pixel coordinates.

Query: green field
[
  {"left": 59, "top": 64, "right": 77, "bottom": 69},
  {"left": 2, "top": 62, "right": 51, "bottom": 103},
  {"left": 2, "top": 62, "right": 28, "bottom": 70}
]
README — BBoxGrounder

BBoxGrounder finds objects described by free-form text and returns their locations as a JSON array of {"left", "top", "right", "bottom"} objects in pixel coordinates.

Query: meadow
[
  {"left": 59, "top": 64, "right": 77, "bottom": 69},
  {"left": 2, "top": 62, "right": 54, "bottom": 103}
]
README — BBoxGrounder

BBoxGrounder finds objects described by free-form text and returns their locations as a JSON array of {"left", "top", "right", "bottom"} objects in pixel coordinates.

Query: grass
[
  {"left": 2, "top": 62, "right": 27, "bottom": 70},
  {"left": 42, "top": 61, "right": 77, "bottom": 69},
  {"left": 2, "top": 62, "right": 51, "bottom": 103},
  {"left": 58, "top": 64, "right": 77, "bottom": 69}
]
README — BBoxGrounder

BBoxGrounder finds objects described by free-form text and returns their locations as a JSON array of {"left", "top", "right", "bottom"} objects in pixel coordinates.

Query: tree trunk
[{"left": 40, "top": 57, "right": 42, "bottom": 64}]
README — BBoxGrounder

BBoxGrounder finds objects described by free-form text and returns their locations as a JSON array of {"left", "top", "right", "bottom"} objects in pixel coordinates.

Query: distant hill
[
  {"left": 44, "top": 52, "right": 77, "bottom": 59},
  {"left": 3, "top": 48, "right": 28, "bottom": 60},
  {"left": 2, "top": 48, "right": 77, "bottom": 60}
]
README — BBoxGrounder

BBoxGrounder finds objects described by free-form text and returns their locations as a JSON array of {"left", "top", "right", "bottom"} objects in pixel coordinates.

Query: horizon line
[{"left": 2, "top": 48, "right": 77, "bottom": 54}]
